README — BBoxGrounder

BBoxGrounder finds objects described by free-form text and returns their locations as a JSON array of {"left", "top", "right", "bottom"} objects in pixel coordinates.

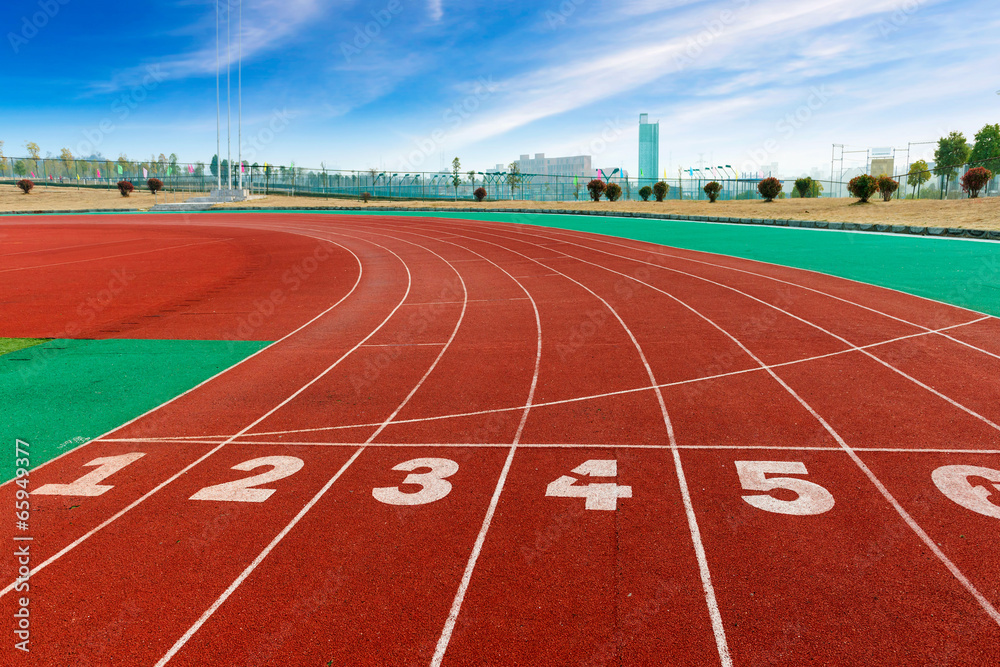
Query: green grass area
[
  {"left": 329, "top": 211, "right": 1000, "bottom": 317},
  {"left": 0, "top": 338, "right": 47, "bottom": 357},
  {"left": 1, "top": 338, "right": 270, "bottom": 483}
]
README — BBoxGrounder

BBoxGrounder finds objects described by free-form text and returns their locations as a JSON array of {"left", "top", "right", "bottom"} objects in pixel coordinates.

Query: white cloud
[{"left": 428, "top": 0, "right": 443, "bottom": 22}]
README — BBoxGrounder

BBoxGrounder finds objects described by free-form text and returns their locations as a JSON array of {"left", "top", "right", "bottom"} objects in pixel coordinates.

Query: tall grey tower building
[{"left": 638, "top": 113, "right": 659, "bottom": 188}]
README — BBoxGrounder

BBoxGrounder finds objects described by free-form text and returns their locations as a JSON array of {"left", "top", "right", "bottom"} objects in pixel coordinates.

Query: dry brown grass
[{"left": 3, "top": 183, "right": 999, "bottom": 231}]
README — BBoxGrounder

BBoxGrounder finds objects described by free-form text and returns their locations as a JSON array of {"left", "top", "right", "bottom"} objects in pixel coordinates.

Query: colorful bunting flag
[
  {"left": 30, "top": 172, "right": 35, "bottom": 178},
  {"left": 188, "top": 164, "right": 194, "bottom": 173},
  {"left": 573, "top": 176, "right": 578, "bottom": 186},
  {"left": 117, "top": 164, "right": 123, "bottom": 174},
  {"left": 142, "top": 167, "right": 148, "bottom": 178},
  {"left": 167, "top": 167, "right": 172, "bottom": 176},
  {"left": 97, "top": 169, "right": 101, "bottom": 178}
]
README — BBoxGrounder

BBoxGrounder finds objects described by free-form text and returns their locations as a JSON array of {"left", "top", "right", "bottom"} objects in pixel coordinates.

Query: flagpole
[
  {"left": 226, "top": 0, "right": 232, "bottom": 191},
  {"left": 238, "top": 0, "right": 243, "bottom": 191},
  {"left": 215, "top": 0, "right": 221, "bottom": 191}
]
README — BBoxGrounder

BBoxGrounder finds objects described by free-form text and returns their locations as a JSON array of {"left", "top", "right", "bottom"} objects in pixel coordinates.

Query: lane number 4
[{"left": 546, "top": 460, "right": 632, "bottom": 511}]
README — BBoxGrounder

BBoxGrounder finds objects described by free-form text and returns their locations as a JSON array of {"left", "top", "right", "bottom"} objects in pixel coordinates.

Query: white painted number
[
  {"left": 34, "top": 453, "right": 146, "bottom": 497},
  {"left": 372, "top": 458, "right": 459, "bottom": 506},
  {"left": 735, "top": 461, "right": 835, "bottom": 516},
  {"left": 932, "top": 465, "right": 1000, "bottom": 519},
  {"left": 190, "top": 456, "right": 304, "bottom": 503},
  {"left": 546, "top": 460, "right": 632, "bottom": 511}
]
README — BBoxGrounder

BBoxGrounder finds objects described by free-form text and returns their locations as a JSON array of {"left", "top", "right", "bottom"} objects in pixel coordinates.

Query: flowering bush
[
  {"left": 757, "top": 177, "right": 782, "bottom": 202},
  {"left": 703, "top": 181, "right": 722, "bottom": 202},
  {"left": 847, "top": 174, "right": 878, "bottom": 203},
  {"left": 605, "top": 182, "right": 622, "bottom": 201},
  {"left": 638, "top": 185, "right": 652, "bottom": 201},
  {"left": 652, "top": 181, "right": 669, "bottom": 202},
  {"left": 147, "top": 178, "right": 163, "bottom": 194},
  {"left": 474, "top": 186, "right": 487, "bottom": 202},
  {"left": 16, "top": 179, "right": 33, "bottom": 194},
  {"left": 961, "top": 167, "right": 993, "bottom": 198},
  {"left": 586, "top": 179, "right": 606, "bottom": 202},
  {"left": 117, "top": 180, "right": 134, "bottom": 197},
  {"left": 876, "top": 175, "right": 899, "bottom": 202}
]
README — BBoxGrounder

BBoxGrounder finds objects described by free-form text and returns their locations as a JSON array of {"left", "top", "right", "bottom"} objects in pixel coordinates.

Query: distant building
[
  {"left": 638, "top": 113, "right": 659, "bottom": 187},
  {"left": 499, "top": 153, "right": 592, "bottom": 177}
]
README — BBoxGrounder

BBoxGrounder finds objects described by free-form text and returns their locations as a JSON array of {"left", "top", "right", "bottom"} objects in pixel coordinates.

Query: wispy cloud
[{"left": 428, "top": 0, "right": 443, "bottom": 22}]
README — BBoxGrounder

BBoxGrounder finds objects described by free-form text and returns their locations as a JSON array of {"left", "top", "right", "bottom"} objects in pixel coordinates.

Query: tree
[
  {"left": 652, "top": 181, "right": 669, "bottom": 202},
  {"left": 474, "top": 187, "right": 487, "bottom": 202},
  {"left": 876, "top": 175, "right": 898, "bottom": 202},
  {"left": 757, "top": 177, "right": 782, "bottom": 202},
  {"left": 451, "top": 157, "right": 461, "bottom": 199},
  {"left": 970, "top": 124, "right": 1000, "bottom": 193},
  {"left": 848, "top": 174, "right": 878, "bottom": 203},
  {"left": 793, "top": 177, "right": 814, "bottom": 198},
  {"left": 639, "top": 185, "right": 653, "bottom": 201},
  {"left": 467, "top": 170, "right": 476, "bottom": 192},
  {"left": 13, "top": 160, "right": 27, "bottom": 176},
  {"left": 59, "top": 147, "right": 75, "bottom": 177},
  {"left": 703, "top": 181, "right": 722, "bottom": 202},
  {"left": 194, "top": 161, "right": 206, "bottom": 177},
  {"left": 210, "top": 155, "right": 219, "bottom": 178},
  {"left": 24, "top": 142, "right": 40, "bottom": 159},
  {"left": 907, "top": 160, "right": 931, "bottom": 198},
  {"left": 506, "top": 162, "right": 522, "bottom": 199},
  {"left": 586, "top": 179, "right": 606, "bottom": 201},
  {"left": 934, "top": 131, "right": 971, "bottom": 198},
  {"left": 0, "top": 139, "right": 4, "bottom": 159},
  {"left": 961, "top": 167, "right": 993, "bottom": 198}
]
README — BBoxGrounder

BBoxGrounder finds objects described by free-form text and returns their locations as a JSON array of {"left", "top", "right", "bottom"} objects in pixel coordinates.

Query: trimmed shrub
[
  {"left": 360, "top": 191, "right": 371, "bottom": 203},
  {"left": 794, "top": 177, "right": 814, "bottom": 198},
  {"left": 703, "top": 181, "right": 722, "bottom": 202},
  {"left": 847, "top": 174, "right": 878, "bottom": 203},
  {"left": 876, "top": 175, "right": 899, "bottom": 202},
  {"left": 16, "top": 178, "right": 33, "bottom": 194},
  {"left": 147, "top": 178, "right": 163, "bottom": 194},
  {"left": 961, "top": 167, "right": 993, "bottom": 198},
  {"left": 117, "top": 180, "right": 134, "bottom": 197},
  {"left": 638, "top": 185, "right": 652, "bottom": 201},
  {"left": 473, "top": 186, "right": 487, "bottom": 202},
  {"left": 652, "top": 180, "right": 669, "bottom": 202},
  {"left": 605, "top": 182, "right": 622, "bottom": 201},
  {"left": 757, "top": 177, "right": 782, "bottom": 202},
  {"left": 586, "top": 179, "right": 606, "bottom": 202}
]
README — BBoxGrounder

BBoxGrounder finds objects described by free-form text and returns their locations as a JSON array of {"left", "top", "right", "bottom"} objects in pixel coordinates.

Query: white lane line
[
  {"left": 427, "top": 227, "right": 544, "bottom": 667},
  {"left": 80, "top": 440, "right": 1000, "bottom": 454},
  {"left": 391, "top": 223, "right": 733, "bottom": 667},
  {"left": 0, "top": 233, "right": 361, "bottom": 491},
  {"left": 0, "top": 232, "right": 412, "bottom": 600},
  {"left": 0, "top": 236, "right": 148, "bottom": 258},
  {"left": 473, "top": 220, "right": 1000, "bottom": 360},
  {"left": 0, "top": 238, "right": 232, "bottom": 273},
  {"left": 153, "top": 446, "right": 367, "bottom": 667},
  {"left": 444, "top": 221, "right": 1000, "bottom": 435},
  {"left": 360, "top": 343, "right": 448, "bottom": 347},
  {"left": 158, "top": 230, "right": 475, "bottom": 664},
  {"left": 145, "top": 318, "right": 974, "bottom": 442},
  {"left": 445, "top": 219, "right": 1000, "bottom": 629}
]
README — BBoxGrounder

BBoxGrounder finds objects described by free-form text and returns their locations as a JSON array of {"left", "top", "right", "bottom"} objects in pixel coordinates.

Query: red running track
[{"left": 2, "top": 212, "right": 999, "bottom": 666}]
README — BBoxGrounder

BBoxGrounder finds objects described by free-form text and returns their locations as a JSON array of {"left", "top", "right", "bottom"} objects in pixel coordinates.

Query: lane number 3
[{"left": 372, "top": 458, "right": 459, "bottom": 506}]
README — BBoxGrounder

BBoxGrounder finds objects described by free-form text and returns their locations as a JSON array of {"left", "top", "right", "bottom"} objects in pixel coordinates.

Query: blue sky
[{"left": 2, "top": 0, "right": 998, "bottom": 177}]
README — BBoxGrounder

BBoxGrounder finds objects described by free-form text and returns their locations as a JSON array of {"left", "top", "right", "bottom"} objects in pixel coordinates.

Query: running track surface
[{"left": 2, "top": 212, "right": 1000, "bottom": 666}]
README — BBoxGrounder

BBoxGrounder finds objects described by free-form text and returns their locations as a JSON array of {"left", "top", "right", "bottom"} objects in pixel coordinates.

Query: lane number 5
[{"left": 735, "top": 461, "right": 835, "bottom": 516}]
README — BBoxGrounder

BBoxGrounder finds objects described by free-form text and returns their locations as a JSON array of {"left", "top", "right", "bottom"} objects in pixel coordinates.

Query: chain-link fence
[{"left": 1, "top": 156, "right": 996, "bottom": 202}]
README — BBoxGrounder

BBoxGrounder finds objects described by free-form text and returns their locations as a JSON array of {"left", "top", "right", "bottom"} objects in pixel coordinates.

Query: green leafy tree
[
  {"left": 451, "top": 157, "right": 461, "bottom": 199},
  {"left": 24, "top": 142, "right": 40, "bottom": 159},
  {"left": 933, "top": 131, "right": 972, "bottom": 198},
  {"left": 14, "top": 159, "right": 27, "bottom": 175},
  {"left": 194, "top": 161, "right": 206, "bottom": 177},
  {"left": 793, "top": 177, "right": 814, "bottom": 198},
  {"left": 210, "top": 154, "right": 219, "bottom": 178},
  {"left": 59, "top": 147, "right": 75, "bottom": 177},
  {"left": 970, "top": 124, "right": 1000, "bottom": 192},
  {"left": 467, "top": 170, "right": 476, "bottom": 192},
  {"left": 907, "top": 160, "right": 931, "bottom": 197}
]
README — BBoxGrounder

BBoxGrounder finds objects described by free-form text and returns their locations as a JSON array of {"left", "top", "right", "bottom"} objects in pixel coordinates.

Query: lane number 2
[
  {"left": 35, "top": 453, "right": 146, "bottom": 497},
  {"left": 190, "top": 456, "right": 304, "bottom": 503},
  {"left": 932, "top": 465, "right": 1000, "bottom": 519},
  {"left": 372, "top": 458, "right": 459, "bottom": 506},
  {"left": 735, "top": 461, "right": 835, "bottom": 516},
  {"left": 546, "top": 460, "right": 632, "bottom": 511}
]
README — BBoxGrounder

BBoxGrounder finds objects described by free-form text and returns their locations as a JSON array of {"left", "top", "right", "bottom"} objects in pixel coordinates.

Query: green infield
[
  {"left": 0, "top": 337, "right": 47, "bottom": 357},
  {"left": 1, "top": 338, "right": 270, "bottom": 483}
]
